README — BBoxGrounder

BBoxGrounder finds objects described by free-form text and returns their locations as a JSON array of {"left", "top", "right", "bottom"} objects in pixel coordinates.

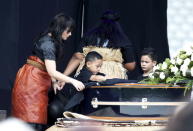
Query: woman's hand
[
  {"left": 52, "top": 82, "right": 63, "bottom": 94},
  {"left": 58, "top": 81, "right": 65, "bottom": 88},
  {"left": 71, "top": 79, "right": 85, "bottom": 91}
]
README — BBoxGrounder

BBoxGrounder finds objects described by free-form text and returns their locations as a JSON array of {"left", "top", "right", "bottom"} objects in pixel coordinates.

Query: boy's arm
[{"left": 90, "top": 75, "right": 106, "bottom": 82}]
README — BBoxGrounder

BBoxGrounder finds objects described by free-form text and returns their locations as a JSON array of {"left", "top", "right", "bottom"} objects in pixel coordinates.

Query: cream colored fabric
[
  {"left": 46, "top": 125, "right": 164, "bottom": 131},
  {"left": 75, "top": 46, "right": 127, "bottom": 79},
  {"left": 46, "top": 112, "right": 166, "bottom": 131},
  {"left": 63, "top": 111, "right": 111, "bottom": 121},
  {"left": 63, "top": 111, "right": 93, "bottom": 120}
]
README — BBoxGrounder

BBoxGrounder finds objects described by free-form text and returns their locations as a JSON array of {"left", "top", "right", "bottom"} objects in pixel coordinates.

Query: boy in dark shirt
[
  {"left": 137, "top": 48, "right": 157, "bottom": 81},
  {"left": 75, "top": 51, "right": 107, "bottom": 83},
  {"left": 48, "top": 51, "right": 118, "bottom": 122}
]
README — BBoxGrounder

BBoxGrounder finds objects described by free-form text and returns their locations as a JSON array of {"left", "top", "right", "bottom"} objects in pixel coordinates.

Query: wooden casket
[{"left": 82, "top": 83, "right": 191, "bottom": 117}]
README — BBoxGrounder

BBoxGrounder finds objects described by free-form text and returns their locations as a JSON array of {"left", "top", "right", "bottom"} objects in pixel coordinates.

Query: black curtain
[
  {"left": 18, "top": 0, "right": 84, "bottom": 70},
  {"left": 0, "top": 0, "right": 19, "bottom": 116},
  {"left": 0, "top": 0, "right": 83, "bottom": 115},
  {"left": 0, "top": 0, "right": 169, "bottom": 115},
  {"left": 83, "top": 0, "right": 169, "bottom": 79}
]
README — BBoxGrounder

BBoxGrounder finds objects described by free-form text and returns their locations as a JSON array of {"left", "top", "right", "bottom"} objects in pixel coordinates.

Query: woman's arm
[
  {"left": 63, "top": 52, "right": 84, "bottom": 76},
  {"left": 124, "top": 62, "right": 136, "bottom": 71},
  {"left": 45, "top": 59, "right": 85, "bottom": 91},
  {"left": 121, "top": 45, "right": 136, "bottom": 71}
]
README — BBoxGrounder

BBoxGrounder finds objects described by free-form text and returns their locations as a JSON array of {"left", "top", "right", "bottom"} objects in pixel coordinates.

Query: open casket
[{"left": 82, "top": 83, "right": 191, "bottom": 117}]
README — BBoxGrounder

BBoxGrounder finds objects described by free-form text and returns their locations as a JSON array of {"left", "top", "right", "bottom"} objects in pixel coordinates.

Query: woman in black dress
[
  {"left": 12, "top": 13, "right": 85, "bottom": 131},
  {"left": 63, "top": 10, "right": 136, "bottom": 79}
]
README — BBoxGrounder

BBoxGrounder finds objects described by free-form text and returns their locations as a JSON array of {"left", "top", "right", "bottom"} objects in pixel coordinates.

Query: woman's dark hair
[
  {"left": 101, "top": 10, "right": 120, "bottom": 21},
  {"left": 48, "top": 13, "right": 75, "bottom": 43},
  {"left": 140, "top": 47, "right": 157, "bottom": 61},
  {"left": 38, "top": 13, "right": 75, "bottom": 43},
  {"left": 85, "top": 51, "right": 103, "bottom": 63},
  {"left": 82, "top": 10, "right": 132, "bottom": 48},
  {"left": 37, "top": 13, "right": 75, "bottom": 59}
]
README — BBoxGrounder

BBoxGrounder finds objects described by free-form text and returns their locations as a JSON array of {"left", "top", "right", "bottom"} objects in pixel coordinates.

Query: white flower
[
  {"left": 176, "top": 57, "right": 183, "bottom": 65},
  {"left": 171, "top": 66, "right": 179, "bottom": 74},
  {"left": 153, "top": 65, "right": 159, "bottom": 72},
  {"left": 183, "top": 45, "right": 193, "bottom": 55},
  {"left": 170, "top": 58, "right": 176, "bottom": 65},
  {"left": 185, "top": 47, "right": 193, "bottom": 56},
  {"left": 180, "top": 64, "right": 188, "bottom": 72},
  {"left": 180, "top": 64, "right": 188, "bottom": 76},
  {"left": 182, "top": 71, "right": 186, "bottom": 76},
  {"left": 191, "top": 67, "right": 193, "bottom": 77},
  {"left": 162, "top": 62, "right": 168, "bottom": 70},
  {"left": 184, "top": 58, "right": 191, "bottom": 65},
  {"left": 159, "top": 72, "right": 165, "bottom": 80},
  {"left": 149, "top": 73, "right": 154, "bottom": 79}
]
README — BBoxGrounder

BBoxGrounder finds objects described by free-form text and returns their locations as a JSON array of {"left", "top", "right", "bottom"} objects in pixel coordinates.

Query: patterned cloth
[
  {"left": 12, "top": 56, "right": 51, "bottom": 124},
  {"left": 76, "top": 46, "right": 128, "bottom": 79}
]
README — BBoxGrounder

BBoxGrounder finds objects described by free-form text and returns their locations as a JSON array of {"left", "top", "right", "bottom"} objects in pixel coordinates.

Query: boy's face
[
  {"left": 141, "top": 55, "right": 156, "bottom": 73},
  {"left": 86, "top": 59, "right": 103, "bottom": 74}
]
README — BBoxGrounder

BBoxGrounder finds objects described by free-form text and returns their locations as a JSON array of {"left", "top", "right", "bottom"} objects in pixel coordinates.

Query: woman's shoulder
[
  {"left": 38, "top": 35, "right": 54, "bottom": 45},
  {"left": 38, "top": 35, "right": 53, "bottom": 43},
  {"left": 34, "top": 35, "right": 55, "bottom": 51}
]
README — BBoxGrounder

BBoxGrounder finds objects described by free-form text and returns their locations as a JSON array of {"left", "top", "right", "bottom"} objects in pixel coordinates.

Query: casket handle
[
  {"left": 91, "top": 98, "right": 187, "bottom": 108},
  {"left": 92, "top": 98, "right": 99, "bottom": 108},
  {"left": 142, "top": 98, "right": 148, "bottom": 109}
]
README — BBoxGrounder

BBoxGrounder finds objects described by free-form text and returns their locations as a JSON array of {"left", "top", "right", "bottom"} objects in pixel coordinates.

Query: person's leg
[
  {"left": 48, "top": 99, "right": 64, "bottom": 124},
  {"left": 28, "top": 122, "right": 47, "bottom": 131}
]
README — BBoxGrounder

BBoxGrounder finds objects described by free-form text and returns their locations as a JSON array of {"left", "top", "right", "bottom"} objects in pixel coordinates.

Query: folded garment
[
  {"left": 100, "top": 78, "right": 137, "bottom": 85},
  {"left": 84, "top": 78, "right": 137, "bottom": 87}
]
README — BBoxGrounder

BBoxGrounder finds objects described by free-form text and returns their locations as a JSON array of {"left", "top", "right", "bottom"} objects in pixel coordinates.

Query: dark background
[{"left": 0, "top": 0, "right": 169, "bottom": 116}]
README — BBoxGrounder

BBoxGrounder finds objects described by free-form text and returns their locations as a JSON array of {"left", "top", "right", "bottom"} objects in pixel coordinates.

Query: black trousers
[
  {"left": 28, "top": 122, "right": 47, "bottom": 131},
  {"left": 47, "top": 84, "right": 84, "bottom": 125}
]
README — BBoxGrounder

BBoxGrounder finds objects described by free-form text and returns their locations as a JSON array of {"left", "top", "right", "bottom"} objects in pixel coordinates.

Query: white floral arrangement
[{"left": 142, "top": 46, "right": 193, "bottom": 88}]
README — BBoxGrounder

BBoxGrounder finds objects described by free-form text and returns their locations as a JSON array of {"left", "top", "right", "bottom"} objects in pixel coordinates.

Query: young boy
[
  {"left": 137, "top": 48, "right": 157, "bottom": 81},
  {"left": 48, "top": 51, "right": 108, "bottom": 122},
  {"left": 75, "top": 51, "right": 107, "bottom": 83}
]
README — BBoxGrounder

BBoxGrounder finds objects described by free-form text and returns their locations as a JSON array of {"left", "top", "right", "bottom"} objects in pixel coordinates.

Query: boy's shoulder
[
  {"left": 75, "top": 67, "right": 93, "bottom": 83},
  {"left": 75, "top": 67, "right": 105, "bottom": 83},
  {"left": 79, "top": 67, "right": 92, "bottom": 75}
]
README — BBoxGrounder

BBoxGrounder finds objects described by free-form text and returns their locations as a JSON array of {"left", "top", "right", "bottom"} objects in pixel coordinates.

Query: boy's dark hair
[
  {"left": 140, "top": 47, "right": 157, "bottom": 61},
  {"left": 85, "top": 51, "right": 103, "bottom": 63}
]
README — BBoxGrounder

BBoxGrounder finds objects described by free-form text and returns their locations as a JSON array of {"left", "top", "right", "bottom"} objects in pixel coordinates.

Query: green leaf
[
  {"left": 179, "top": 54, "right": 188, "bottom": 59},
  {"left": 166, "top": 77, "right": 175, "bottom": 84},
  {"left": 189, "top": 61, "right": 193, "bottom": 68}
]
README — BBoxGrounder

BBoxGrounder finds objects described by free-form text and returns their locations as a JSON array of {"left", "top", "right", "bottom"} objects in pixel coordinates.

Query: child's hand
[
  {"left": 90, "top": 75, "right": 106, "bottom": 82},
  {"left": 105, "top": 76, "right": 119, "bottom": 79}
]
